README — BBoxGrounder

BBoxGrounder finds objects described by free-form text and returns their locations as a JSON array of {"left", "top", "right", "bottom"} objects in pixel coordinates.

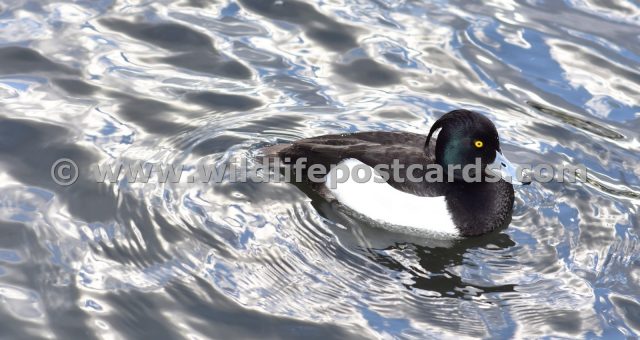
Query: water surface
[{"left": 0, "top": 0, "right": 639, "bottom": 338}]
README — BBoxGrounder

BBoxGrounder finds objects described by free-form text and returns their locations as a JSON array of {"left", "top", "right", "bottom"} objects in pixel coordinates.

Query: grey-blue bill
[{"left": 486, "top": 151, "right": 531, "bottom": 185}]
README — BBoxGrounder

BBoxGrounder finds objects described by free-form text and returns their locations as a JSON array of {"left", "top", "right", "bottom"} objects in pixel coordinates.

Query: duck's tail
[{"left": 255, "top": 143, "right": 290, "bottom": 158}]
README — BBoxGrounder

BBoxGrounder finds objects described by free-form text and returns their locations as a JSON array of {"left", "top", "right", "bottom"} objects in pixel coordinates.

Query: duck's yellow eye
[{"left": 474, "top": 140, "right": 484, "bottom": 148}]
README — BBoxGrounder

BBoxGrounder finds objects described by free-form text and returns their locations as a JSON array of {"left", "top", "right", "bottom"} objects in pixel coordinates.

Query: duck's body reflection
[{"left": 305, "top": 185, "right": 517, "bottom": 298}]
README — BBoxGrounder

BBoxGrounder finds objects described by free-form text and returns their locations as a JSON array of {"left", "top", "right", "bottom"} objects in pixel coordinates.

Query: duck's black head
[{"left": 425, "top": 109, "right": 526, "bottom": 184}]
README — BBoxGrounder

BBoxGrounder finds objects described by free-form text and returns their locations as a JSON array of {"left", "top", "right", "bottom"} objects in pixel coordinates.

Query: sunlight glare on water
[{"left": 0, "top": 0, "right": 639, "bottom": 338}]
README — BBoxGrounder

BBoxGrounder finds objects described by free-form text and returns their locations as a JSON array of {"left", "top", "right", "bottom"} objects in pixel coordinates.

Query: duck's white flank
[{"left": 324, "top": 159, "right": 459, "bottom": 236}]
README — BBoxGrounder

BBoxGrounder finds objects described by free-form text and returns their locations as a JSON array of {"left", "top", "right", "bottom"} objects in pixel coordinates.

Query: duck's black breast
[{"left": 443, "top": 181, "right": 514, "bottom": 236}]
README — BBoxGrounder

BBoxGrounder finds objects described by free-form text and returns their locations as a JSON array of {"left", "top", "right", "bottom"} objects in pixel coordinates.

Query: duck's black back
[{"left": 278, "top": 131, "right": 445, "bottom": 195}]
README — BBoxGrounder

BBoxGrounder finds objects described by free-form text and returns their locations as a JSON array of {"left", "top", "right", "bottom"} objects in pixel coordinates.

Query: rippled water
[{"left": 0, "top": 0, "right": 639, "bottom": 338}]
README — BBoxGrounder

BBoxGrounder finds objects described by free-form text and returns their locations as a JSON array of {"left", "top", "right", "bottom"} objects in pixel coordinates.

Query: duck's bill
[{"left": 485, "top": 151, "right": 531, "bottom": 185}]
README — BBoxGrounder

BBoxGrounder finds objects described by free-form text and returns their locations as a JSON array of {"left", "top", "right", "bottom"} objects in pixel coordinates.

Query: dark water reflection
[{"left": 0, "top": 0, "right": 639, "bottom": 338}]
